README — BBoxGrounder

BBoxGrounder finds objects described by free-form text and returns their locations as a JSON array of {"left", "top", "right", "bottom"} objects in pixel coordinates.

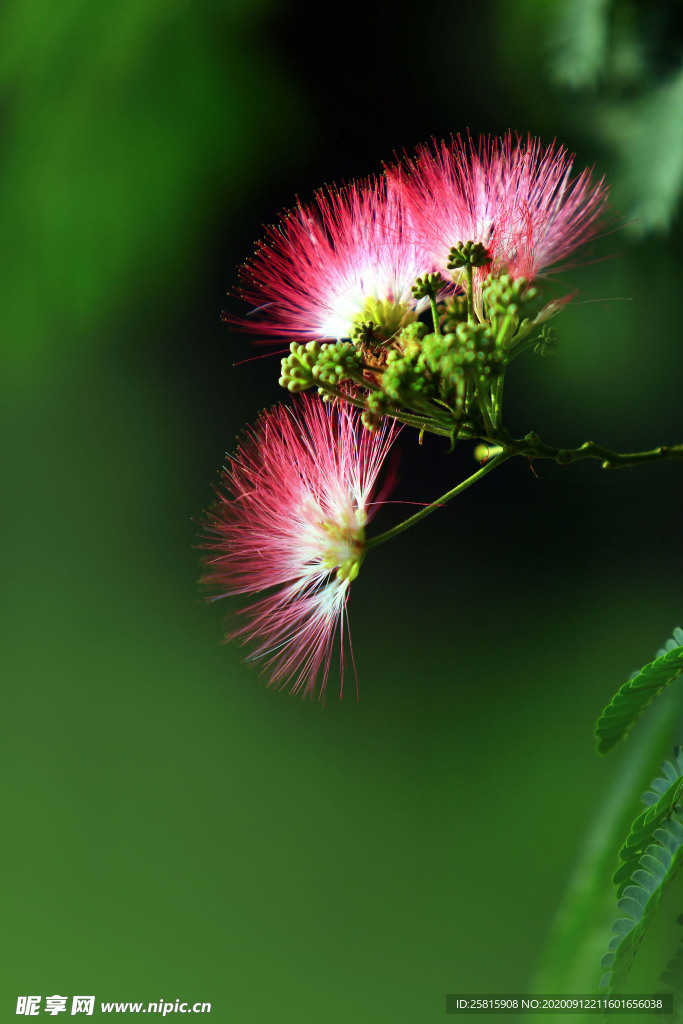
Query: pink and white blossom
[
  {"left": 388, "top": 134, "right": 609, "bottom": 285},
  {"left": 233, "top": 177, "right": 437, "bottom": 342},
  {"left": 201, "top": 395, "right": 397, "bottom": 699}
]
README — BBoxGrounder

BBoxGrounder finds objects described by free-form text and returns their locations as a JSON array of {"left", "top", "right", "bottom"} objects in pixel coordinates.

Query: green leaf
[
  {"left": 601, "top": 755, "right": 683, "bottom": 1002},
  {"left": 601, "top": 813, "right": 683, "bottom": 997},
  {"left": 612, "top": 751, "right": 683, "bottom": 897},
  {"left": 657, "top": 914, "right": 683, "bottom": 1022},
  {"left": 549, "top": 0, "right": 612, "bottom": 89},
  {"left": 527, "top": 699, "right": 683, "bottom": 999},
  {"left": 595, "top": 629, "right": 683, "bottom": 754},
  {"left": 604, "top": 67, "right": 683, "bottom": 235}
]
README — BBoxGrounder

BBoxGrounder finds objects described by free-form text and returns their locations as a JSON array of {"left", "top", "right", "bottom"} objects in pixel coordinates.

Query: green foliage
[
  {"left": 613, "top": 750, "right": 683, "bottom": 897},
  {"left": 549, "top": 0, "right": 612, "bottom": 88},
  {"left": 661, "top": 918, "right": 683, "bottom": 991},
  {"left": 0, "top": 0, "right": 297, "bottom": 378},
  {"left": 541, "top": 0, "right": 683, "bottom": 233},
  {"left": 598, "top": 67, "right": 683, "bottom": 234},
  {"left": 595, "top": 637, "right": 683, "bottom": 1001},
  {"left": 595, "top": 629, "right": 683, "bottom": 754},
  {"left": 657, "top": 914, "right": 683, "bottom": 1022},
  {"left": 600, "top": 755, "right": 683, "bottom": 997}
]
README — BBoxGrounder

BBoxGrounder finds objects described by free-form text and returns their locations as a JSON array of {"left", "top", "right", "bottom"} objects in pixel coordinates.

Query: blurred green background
[{"left": 3, "top": 0, "right": 683, "bottom": 1020}]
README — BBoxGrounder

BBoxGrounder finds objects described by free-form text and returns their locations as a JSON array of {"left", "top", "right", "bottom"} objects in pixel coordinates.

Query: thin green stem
[
  {"left": 396, "top": 391, "right": 455, "bottom": 426},
  {"left": 474, "top": 375, "right": 495, "bottom": 437},
  {"left": 429, "top": 294, "right": 441, "bottom": 334},
  {"left": 492, "top": 375, "right": 505, "bottom": 430},
  {"left": 365, "top": 451, "right": 509, "bottom": 550},
  {"left": 495, "top": 311, "right": 516, "bottom": 348},
  {"left": 465, "top": 264, "right": 474, "bottom": 323},
  {"left": 499, "top": 432, "right": 683, "bottom": 470},
  {"left": 504, "top": 333, "right": 540, "bottom": 362},
  {"left": 324, "top": 386, "right": 454, "bottom": 437},
  {"left": 325, "top": 385, "right": 683, "bottom": 469}
]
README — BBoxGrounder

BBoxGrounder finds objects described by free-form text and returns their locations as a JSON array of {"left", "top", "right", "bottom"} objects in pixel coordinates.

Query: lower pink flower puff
[{"left": 201, "top": 395, "right": 398, "bottom": 699}]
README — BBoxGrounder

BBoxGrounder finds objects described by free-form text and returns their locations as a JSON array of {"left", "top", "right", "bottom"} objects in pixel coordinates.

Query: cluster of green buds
[
  {"left": 349, "top": 320, "right": 381, "bottom": 347},
  {"left": 368, "top": 321, "right": 504, "bottom": 428},
  {"left": 279, "top": 341, "right": 364, "bottom": 393},
  {"left": 276, "top": 241, "right": 563, "bottom": 444},
  {"left": 534, "top": 325, "right": 560, "bottom": 357},
  {"left": 362, "top": 391, "right": 393, "bottom": 431},
  {"left": 431, "top": 324, "right": 503, "bottom": 381},
  {"left": 411, "top": 272, "right": 448, "bottom": 301},
  {"left": 480, "top": 274, "right": 542, "bottom": 350},
  {"left": 440, "top": 294, "right": 469, "bottom": 333},
  {"left": 482, "top": 274, "right": 539, "bottom": 321},
  {"left": 447, "top": 241, "right": 491, "bottom": 270}
]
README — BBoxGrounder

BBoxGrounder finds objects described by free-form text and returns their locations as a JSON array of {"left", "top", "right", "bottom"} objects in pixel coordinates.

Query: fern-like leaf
[
  {"left": 595, "top": 628, "right": 683, "bottom": 754},
  {"left": 613, "top": 750, "right": 683, "bottom": 897},
  {"left": 601, "top": 754, "right": 683, "bottom": 998},
  {"left": 601, "top": 814, "right": 683, "bottom": 996}
]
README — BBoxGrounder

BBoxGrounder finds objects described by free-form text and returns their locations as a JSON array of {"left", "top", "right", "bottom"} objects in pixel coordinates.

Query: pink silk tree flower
[
  {"left": 201, "top": 395, "right": 398, "bottom": 699},
  {"left": 232, "top": 177, "right": 438, "bottom": 343},
  {"left": 389, "top": 134, "right": 609, "bottom": 287}
]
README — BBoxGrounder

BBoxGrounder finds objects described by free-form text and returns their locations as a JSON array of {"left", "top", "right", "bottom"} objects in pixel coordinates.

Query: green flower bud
[
  {"left": 279, "top": 340, "right": 364, "bottom": 393},
  {"left": 279, "top": 341, "right": 323, "bottom": 392},
  {"left": 362, "top": 390, "right": 392, "bottom": 431},
  {"left": 380, "top": 349, "right": 437, "bottom": 404},
  {"left": 396, "top": 321, "right": 428, "bottom": 360},
  {"left": 411, "top": 272, "right": 447, "bottom": 300},
  {"left": 483, "top": 274, "right": 539, "bottom": 319},
  {"left": 400, "top": 321, "right": 428, "bottom": 343},
  {"left": 447, "top": 240, "right": 491, "bottom": 269},
  {"left": 455, "top": 322, "right": 495, "bottom": 354},
  {"left": 312, "top": 341, "right": 363, "bottom": 385},
  {"left": 533, "top": 325, "right": 560, "bottom": 357},
  {"left": 431, "top": 324, "right": 503, "bottom": 381},
  {"left": 441, "top": 294, "right": 468, "bottom": 331},
  {"left": 349, "top": 320, "right": 379, "bottom": 345}
]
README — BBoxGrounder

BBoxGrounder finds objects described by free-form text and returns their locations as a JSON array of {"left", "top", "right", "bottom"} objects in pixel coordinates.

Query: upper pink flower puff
[
  {"left": 388, "top": 133, "right": 609, "bottom": 285},
  {"left": 201, "top": 395, "right": 398, "bottom": 699},
  {"left": 232, "top": 177, "right": 438, "bottom": 342}
]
